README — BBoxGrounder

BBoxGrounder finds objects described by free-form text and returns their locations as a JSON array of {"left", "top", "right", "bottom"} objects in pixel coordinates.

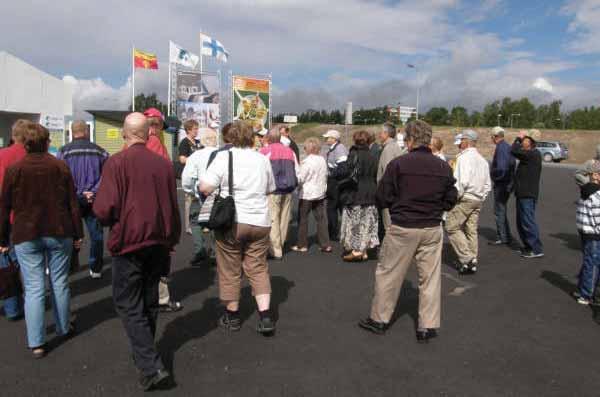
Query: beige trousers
[
  {"left": 445, "top": 199, "right": 482, "bottom": 265},
  {"left": 268, "top": 194, "right": 293, "bottom": 257},
  {"left": 370, "top": 225, "right": 443, "bottom": 329},
  {"left": 382, "top": 208, "right": 392, "bottom": 231},
  {"left": 184, "top": 193, "right": 194, "bottom": 235},
  {"left": 158, "top": 278, "right": 170, "bottom": 305}
]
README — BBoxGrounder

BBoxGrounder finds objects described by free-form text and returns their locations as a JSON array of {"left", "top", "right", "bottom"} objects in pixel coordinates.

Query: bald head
[
  {"left": 71, "top": 120, "right": 88, "bottom": 139},
  {"left": 123, "top": 113, "right": 149, "bottom": 146}
]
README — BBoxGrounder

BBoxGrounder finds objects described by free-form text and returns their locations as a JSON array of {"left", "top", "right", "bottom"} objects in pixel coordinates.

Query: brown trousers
[
  {"left": 215, "top": 223, "right": 272, "bottom": 301},
  {"left": 370, "top": 225, "right": 443, "bottom": 329},
  {"left": 296, "top": 199, "right": 330, "bottom": 249},
  {"left": 445, "top": 199, "right": 482, "bottom": 265}
]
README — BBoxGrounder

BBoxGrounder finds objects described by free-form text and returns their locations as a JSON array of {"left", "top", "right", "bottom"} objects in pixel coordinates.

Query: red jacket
[
  {"left": 93, "top": 143, "right": 181, "bottom": 255},
  {"left": 0, "top": 144, "right": 26, "bottom": 189}
]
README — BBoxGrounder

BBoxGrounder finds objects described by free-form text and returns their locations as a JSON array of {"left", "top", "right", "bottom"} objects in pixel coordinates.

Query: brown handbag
[{"left": 0, "top": 253, "right": 23, "bottom": 299}]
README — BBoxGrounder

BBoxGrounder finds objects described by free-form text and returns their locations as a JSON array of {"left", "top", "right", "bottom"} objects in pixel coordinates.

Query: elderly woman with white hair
[{"left": 182, "top": 128, "right": 219, "bottom": 266}]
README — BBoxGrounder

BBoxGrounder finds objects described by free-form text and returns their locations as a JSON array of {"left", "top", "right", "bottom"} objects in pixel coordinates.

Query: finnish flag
[{"left": 200, "top": 34, "right": 229, "bottom": 63}]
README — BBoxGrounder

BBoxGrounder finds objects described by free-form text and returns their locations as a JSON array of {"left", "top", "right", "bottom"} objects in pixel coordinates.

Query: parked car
[{"left": 536, "top": 141, "right": 569, "bottom": 163}]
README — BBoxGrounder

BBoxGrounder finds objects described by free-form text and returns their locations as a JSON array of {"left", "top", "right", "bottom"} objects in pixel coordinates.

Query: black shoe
[
  {"left": 358, "top": 318, "right": 388, "bottom": 335},
  {"left": 6, "top": 314, "right": 24, "bottom": 322},
  {"left": 468, "top": 259, "right": 478, "bottom": 273},
  {"left": 457, "top": 262, "right": 471, "bottom": 275},
  {"left": 257, "top": 316, "right": 276, "bottom": 335},
  {"left": 219, "top": 312, "right": 242, "bottom": 332},
  {"left": 139, "top": 369, "right": 171, "bottom": 391},
  {"left": 416, "top": 329, "right": 438, "bottom": 344}
]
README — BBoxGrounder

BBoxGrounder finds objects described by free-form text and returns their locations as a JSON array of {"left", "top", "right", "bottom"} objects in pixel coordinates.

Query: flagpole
[
  {"left": 132, "top": 46, "right": 136, "bottom": 112},
  {"left": 199, "top": 32, "right": 203, "bottom": 75},
  {"left": 167, "top": 43, "right": 172, "bottom": 116}
]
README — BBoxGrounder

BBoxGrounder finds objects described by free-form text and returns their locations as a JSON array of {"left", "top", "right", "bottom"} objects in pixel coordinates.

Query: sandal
[
  {"left": 31, "top": 345, "right": 46, "bottom": 359},
  {"left": 291, "top": 246, "right": 308, "bottom": 253},
  {"left": 320, "top": 246, "right": 333, "bottom": 253},
  {"left": 159, "top": 301, "right": 183, "bottom": 313},
  {"left": 343, "top": 252, "right": 366, "bottom": 262}
]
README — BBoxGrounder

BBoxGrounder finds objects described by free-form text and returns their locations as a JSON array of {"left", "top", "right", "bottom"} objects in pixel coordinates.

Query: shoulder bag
[
  {"left": 207, "top": 151, "right": 236, "bottom": 231},
  {"left": 0, "top": 253, "right": 22, "bottom": 300}
]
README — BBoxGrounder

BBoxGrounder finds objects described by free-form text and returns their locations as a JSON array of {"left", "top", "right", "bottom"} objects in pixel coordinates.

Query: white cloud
[
  {"left": 532, "top": 77, "right": 554, "bottom": 93},
  {"left": 563, "top": 0, "right": 600, "bottom": 54},
  {"left": 465, "top": 0, "right": 506, "bottom": 23}
]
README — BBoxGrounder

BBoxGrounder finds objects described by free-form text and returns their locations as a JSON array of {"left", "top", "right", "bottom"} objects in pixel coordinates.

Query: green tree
[
  {"left": 129, "top": 93, "right": 167, "bottom": 115},
  {"left": 450, "top": 106, "right": 468, "bottom": 127},
  {"left": 424, "top": 107, "right": 449, "bottom": 126}
]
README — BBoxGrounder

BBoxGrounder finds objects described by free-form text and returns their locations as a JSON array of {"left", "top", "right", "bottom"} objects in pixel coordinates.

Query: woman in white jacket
[{"left": 292, "top": 137, "right": 332, "bottom": 253}]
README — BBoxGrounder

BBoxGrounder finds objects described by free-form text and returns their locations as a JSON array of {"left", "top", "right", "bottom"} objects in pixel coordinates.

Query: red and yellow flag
[{"left": 133, "top": 49, "right": 158, "bottom": 70}]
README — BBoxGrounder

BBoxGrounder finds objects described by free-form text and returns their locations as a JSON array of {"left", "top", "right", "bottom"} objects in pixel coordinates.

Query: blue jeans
[
  {"left": 15, "top": 237, "right": 73, "bottom": 348},
  {"left": 516, "top": 198, "right": 543, "bottom": 254},
  {"left": 578, "top": 239, "right": 600, "bottom": 299},
  {"left": 0, "top": 249, "right": 23, "bottom": 319},
  {"left": 84, "top": 215, "right": 104, "bottom": 273},
  {"left": 493, "top": 185, "right": 513, "bottom": 243}
]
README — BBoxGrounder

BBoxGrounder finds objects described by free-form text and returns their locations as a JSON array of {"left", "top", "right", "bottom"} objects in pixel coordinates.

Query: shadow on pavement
[
  {"left": 388, "top": 280, "right": 419, "bottom": 330},
  {"left": 540, "top": 270, "right": 577, "bottom": 297},
  {"left": 157, "top": 275, "right": 295, "bottom": 376},
  {"left": 549, "top": 233, "right": 581, "bottom": 251}
]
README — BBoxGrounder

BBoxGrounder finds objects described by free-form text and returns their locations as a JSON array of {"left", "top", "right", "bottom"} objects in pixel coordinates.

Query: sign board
[
  {"left": 283, "top": 115, "right": 298, "bottom": 124},
  {"left": 40, "top": 114, "right": 65, "bottom": 130},
  {"left": 398, "top": 106, "right": 416, "bottom": 123},
  {"left": 233, "top": 75, "right": 271, "bottom": 131},
  {"left": 106, "top": 129, "right": 120, "bottom": 139},
  {"left": 175, "top": 71, "right": 221, "bottom": 130}
]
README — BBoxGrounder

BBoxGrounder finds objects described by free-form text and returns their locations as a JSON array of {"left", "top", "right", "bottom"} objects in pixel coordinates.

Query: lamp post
[
  {"left": 497, "top": 113, "right": 502, "bottom": 127},
  {"left": 407, "top": 64, "right": 420, "bottom": 120},
  {"left": 511, "top": 113, "right": 520, "bottom": 129}
]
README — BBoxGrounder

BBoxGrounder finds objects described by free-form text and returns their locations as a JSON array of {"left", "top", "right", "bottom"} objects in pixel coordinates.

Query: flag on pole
[
  {"left": 169, "top": 41, "right": 199, "bottom": 68},
  {"left": 200, "top": 34, "right": 229, "bottom": 63},
  {"left": 134, "top": 49, "right": 158, "bottom": 69}
]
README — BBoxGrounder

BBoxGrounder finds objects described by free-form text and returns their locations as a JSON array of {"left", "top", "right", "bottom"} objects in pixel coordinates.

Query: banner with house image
[{"left": 175, "top": 70, "right": 221, "bottom": 130}]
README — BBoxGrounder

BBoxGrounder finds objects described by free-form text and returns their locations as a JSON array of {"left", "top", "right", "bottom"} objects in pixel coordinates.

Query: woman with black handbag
[
  {"left": 199, "top": 121, "right": 277, "bottom": 335},
  {"left": 338, "top": 130, "right": 380, "bottom": 262}
]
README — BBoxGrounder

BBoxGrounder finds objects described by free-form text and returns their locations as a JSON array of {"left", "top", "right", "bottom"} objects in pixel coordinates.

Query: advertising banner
[
  {"left": 175, "top": 71, "right": 221, "bottom": 130},
  {"left": 232, "top": 76, "right": 270, "bottom": 131}
]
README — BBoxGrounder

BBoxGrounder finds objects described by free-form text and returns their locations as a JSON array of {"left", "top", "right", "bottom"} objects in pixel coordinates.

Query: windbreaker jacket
[
  {"left": 490, "top": 140, "right": 516, "bottom": 186},
  {"left": 454, "top": 147, "right": 492, "bottom": 202},
  {"left": 512, "top": 138, "right": 542, "bottom": 199},
  {"left": 57, "top": 138, "right": 109, "bottom": 198},
  {"left": 260, "top": 142, "right": 299, "bottom": 195}
]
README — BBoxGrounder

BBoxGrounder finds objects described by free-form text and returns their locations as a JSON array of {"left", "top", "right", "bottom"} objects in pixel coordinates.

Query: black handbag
[
  {"left": 208, "top": 151, "right": 236, "bottom": 231},
  {"left": 337, "top": 151, "right": 360, "bottom": 191},
  {"left": 0, "top": 253, "right": 22, "bottom": 300}
]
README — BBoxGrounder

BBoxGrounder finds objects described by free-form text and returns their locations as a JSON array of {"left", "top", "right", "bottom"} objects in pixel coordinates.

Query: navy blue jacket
[
  {"left": 491, "top": 140, "right": 516, "bottom": 186},
  {"left": 57, "top": 138, "right": 109, "bottom": 200}
]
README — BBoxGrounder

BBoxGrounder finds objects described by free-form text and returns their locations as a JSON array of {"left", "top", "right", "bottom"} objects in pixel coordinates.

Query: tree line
[{"left": 274, "top": 97, "right": 600, "bottom": 130}]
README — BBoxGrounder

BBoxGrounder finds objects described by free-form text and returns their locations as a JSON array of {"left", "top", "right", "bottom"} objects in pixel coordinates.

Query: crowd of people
[{"left": 1, "top": 108, "right": 600, "bottom": 391}]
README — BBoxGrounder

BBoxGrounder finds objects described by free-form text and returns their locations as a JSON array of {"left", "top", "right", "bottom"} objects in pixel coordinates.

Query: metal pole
[
  {"left": 167, "top": 60, "right": 171, "bottom": 116},
  {"left": 416, "top": 66, "right": 420, "bottom": 120},
  {"left": 199, "top": 32, "right": 203, "bottom": 76},
  {"left": 132, "top": 46, "right": 135, "bottom": 112}
]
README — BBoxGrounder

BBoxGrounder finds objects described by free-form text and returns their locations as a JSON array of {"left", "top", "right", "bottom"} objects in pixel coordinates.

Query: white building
[{"left": 0, "top": 51, "right": 72, "bottom": 149}]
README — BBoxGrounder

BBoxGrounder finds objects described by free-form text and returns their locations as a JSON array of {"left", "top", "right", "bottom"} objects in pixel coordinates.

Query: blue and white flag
[
  {"left": 200, "top": 34, "right": 229, "bottom": 63},
  {"left": 169, "top": 41, "right": 199, "bottom": 68}
]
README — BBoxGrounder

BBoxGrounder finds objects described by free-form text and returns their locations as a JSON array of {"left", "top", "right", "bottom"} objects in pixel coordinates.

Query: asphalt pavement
[{"left": 1, "top": 166, "right": 599, "bottom": 396}]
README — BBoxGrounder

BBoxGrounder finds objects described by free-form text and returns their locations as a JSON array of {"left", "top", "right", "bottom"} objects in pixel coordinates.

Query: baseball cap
[
  {"left": 323, "top": 130, "right": 341, "bottom": 140},
  {"left": 491, "top": 126, "right": 505, "bottom": 137},
  {"left": 143, "top": 107, "right": 164, "bottom": 120},
  {"left": 454, "top": 129, "right": 478, "bottom": 145}
]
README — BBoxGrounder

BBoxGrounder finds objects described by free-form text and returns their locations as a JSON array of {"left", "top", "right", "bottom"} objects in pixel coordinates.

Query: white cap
[
  {"left": 323, "top": 130, "right": 341, "bottom": 140},
  {"left": 454, "top": 129, "right": 478, "bottom": 145},
  {"left": 256, "top": 128, "right": 268, "bottom": 136},
  {"left": 491, "top": 126, "right": 505, "bottom": 136}
]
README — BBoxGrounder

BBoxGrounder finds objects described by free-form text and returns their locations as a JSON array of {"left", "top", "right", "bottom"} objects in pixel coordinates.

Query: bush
[{"left": 533, "top": 122, "right": 546, "bottom": 129}]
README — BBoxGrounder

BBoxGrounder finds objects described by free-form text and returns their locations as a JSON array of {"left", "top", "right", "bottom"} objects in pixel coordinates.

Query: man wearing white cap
[
  {"left": 323, "top": 130, "right": 348, "bottom": 241},
  {"left": 489, "top": 126, "right": 516, "bottom": 246},
  {"left": 445, "top": 130, "right": 492, "bottom": 274}
]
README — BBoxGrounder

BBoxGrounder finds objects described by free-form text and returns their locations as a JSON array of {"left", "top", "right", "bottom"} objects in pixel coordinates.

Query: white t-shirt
[{"left": 201, "top": 147, "right": 276, "bottom": 227}]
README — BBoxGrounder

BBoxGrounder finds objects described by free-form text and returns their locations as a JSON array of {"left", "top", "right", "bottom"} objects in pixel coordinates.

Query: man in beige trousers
[
  {"left": 359, "top": 120, "right": 458, "bottom": 343},
  {"left": 445, "top": 130, "right": 492, "bottom": 275},
  {"left": 377, "top": 122, "right": 406, "bottom": 231}
]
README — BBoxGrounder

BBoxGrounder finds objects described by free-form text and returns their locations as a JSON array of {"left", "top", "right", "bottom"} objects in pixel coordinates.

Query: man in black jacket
[
  {"left": 359, "top": 120, "right": 458, "bottom": 342},
  {"left": 512, "top": 130, "right": 544, "bottom": 258}
]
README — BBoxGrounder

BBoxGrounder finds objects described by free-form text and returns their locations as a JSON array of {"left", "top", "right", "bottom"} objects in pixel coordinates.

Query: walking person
[
  {"left": 178, "top": 119, "right": 203, "bottom": 235},
  {"left": 57, "top": 120, "right": 109, "bottom": 279},
  {"left": 291, "top": 137, "right": 332, "bottom": 253},
  {"left": 0, "top": 122, "right": 83, "bottom": 358},
  {"left": 181, "top": 128, "right": 219, "bottom": 266},
  {"left": 512, "top": 130, "right": 544, "bottom": 258},
  {"left": 0, "top": 119, "right": 29, "bottom": 321},
  {"left": 199, "top": 121, "right": 277, "bottom": 334},
  {"left": 377, "top": 122, "right": 405, "bottom": 231},
  {"left": 574, "top": 160, "right": 600, "bottom": 306},
  {"left": 93, "top": 113, "right": 181, "bottom": 391},
  {"left": 445, "top": 130, "right": 491, "bottom": 274},
  {"left": 489, "top": 127, "right": 516, "bottom": 247},
  {"left": 359, "top": 120, "right": 457, "bottom": 341},
  {"left": 323, "top": 130, "right": 348, "bottom": 241},
  {"left": 338, "top": 130, "right": 380, "bottom": 262},
  {"left": 260, "top": 128, "right": 298, "bottom": 260}
]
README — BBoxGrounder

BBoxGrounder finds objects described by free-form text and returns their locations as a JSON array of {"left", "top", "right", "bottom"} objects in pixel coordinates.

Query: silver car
[{"left": 536, "top": 141, "right": 569, "bottom": 163}]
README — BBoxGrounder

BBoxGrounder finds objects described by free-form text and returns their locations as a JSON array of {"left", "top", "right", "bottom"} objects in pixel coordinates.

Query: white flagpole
[
  {"left": 131, "top": 46, "right": 136, "bottom": 112},
  {"left": 168, "top": 43, "right": 172, "bottom": 116},
  {"left": 199, "top": 32, "right": 203, "bottom": 75}
]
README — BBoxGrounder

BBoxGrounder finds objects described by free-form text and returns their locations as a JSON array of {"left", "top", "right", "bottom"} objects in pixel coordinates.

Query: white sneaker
[
  {"left": 577, "top": 297, "right": 591, "bottom": 305},
  {"left": 89, "top": 270, "right": 102, "bottom": 279}
]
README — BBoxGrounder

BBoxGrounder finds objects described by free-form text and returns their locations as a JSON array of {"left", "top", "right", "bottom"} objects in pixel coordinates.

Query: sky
[{"left": 1, "top": 0, "right": 599, "bottom": 116}]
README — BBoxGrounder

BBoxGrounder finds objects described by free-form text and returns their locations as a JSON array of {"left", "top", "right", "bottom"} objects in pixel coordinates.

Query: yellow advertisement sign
[{"left": 106, "top": 129, "right": 120, "bottom": 139}]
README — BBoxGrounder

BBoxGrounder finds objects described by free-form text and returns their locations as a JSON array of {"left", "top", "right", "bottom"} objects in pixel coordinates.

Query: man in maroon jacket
[{"left": 93, "top": 112, "right": 181, "bottom": 391}]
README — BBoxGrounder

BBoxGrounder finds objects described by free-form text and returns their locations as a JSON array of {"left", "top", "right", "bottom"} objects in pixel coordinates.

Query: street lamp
[
  {"left": 511, "top": 113, "right": 520, "bottom": 128},
  {"left": 407, "top": 64, "right": 420, "bottom": 120},
  {"left": 497, "top": 113, "right": 502, "bottom": 127}
]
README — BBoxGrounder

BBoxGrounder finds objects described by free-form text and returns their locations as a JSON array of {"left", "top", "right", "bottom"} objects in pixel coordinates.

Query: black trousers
[
  {"left": 326, "top": 178, "right": 341, "bottom": 241},
  {"left": 297, "top": 199, "right": 330, "bottom": 248},
  {"left": 112, "top": 245, "right": 169, "bottom": 376}
]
